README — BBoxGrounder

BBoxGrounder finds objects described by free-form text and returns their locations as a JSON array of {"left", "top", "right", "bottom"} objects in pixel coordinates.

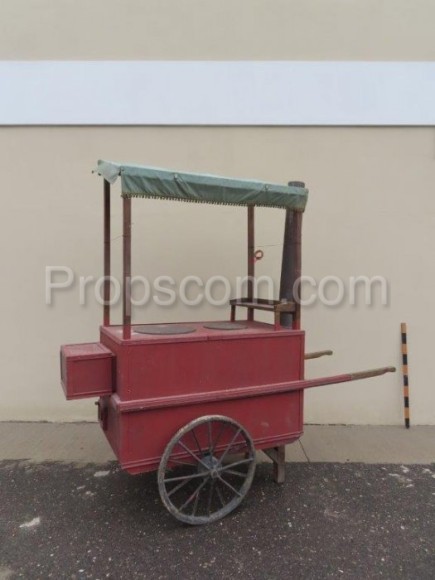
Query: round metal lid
[
  {"left": 203, "top": 322, "right": 248, "bottom": 331},
  {"left": 134, "top": 324, "right": 197, "bottom": 335}
]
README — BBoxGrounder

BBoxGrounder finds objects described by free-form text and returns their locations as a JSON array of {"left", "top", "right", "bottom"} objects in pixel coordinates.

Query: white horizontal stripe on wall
[{"left": 1, "top": 61, "right": 434, "bottom": 126}]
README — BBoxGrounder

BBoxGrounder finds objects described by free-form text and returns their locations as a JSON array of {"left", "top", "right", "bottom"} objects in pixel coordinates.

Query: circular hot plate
[
  {"left": 203, "top": 322, "right": 248, "bottom": 331},
  {"left": 134, "top": 324, "right": 197, "bottom": 335}
]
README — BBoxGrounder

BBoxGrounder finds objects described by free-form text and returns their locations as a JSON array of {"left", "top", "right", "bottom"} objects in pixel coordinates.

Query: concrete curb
[{"left": 1, "top": 422, "right": 434, "bottom": 464}]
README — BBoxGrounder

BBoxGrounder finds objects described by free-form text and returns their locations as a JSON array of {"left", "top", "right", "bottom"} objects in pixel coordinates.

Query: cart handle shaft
[
  {"left": 346, "top": 367, "right": 396, "bottom": 381},
  {"left": 301, "top": 366, "right": 396, "bottom": 391},
  {"left": 305, "top": 350, "right": 333, "bottom": 360},
  {"left": 115, "top": 366, "right": 397, "bottom": 414}
]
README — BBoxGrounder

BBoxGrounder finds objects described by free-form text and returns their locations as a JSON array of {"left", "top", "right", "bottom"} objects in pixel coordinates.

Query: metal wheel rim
[{"left": 158, "top": 415, "right": 256, "bottom": 525}]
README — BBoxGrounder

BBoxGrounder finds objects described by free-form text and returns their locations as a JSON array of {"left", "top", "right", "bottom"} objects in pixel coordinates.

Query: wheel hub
[{"left": 198, "top": 454, "right": 220, "bottom": 478}]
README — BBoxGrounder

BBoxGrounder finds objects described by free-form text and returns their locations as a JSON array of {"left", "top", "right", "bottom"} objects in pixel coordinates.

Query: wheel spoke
[
  {"left": 169, "top": 458, "right": 196, "bottom": 467},
  {"left": 216, "top": 484, "right": 226, "bottom": 507},
  {"left": 192, "top": 483, "right": 202, "bottom": 516},
  {"left": 190, "top": 428, "right": 203, "bottom": 456},
  {"left": 217, "top": 474, "right": 242, "bottom": 497},
  {"left": 218, "top": 427, "right": 242, "bottom": 467},
  {"left": 178, "top": 440, "right": 210, "bottom": 470},
  {"left": 164, "top": 472, "right": 208, "bottom": 484},
  {"left": 179, "top": 478, "right": 209, "bottom": 512},
  {"left": 210, "top": 421, "right": 227, "bottom": 455},
  {"left": 167, "top": 476, "right": 195, "bottom": 498},
  {"left": 219, "top": 457, "right": 254, "bottom": 472},
  {"left": 220, "top": 469, "right": 247, "bottom": 478},
  {"left": 207, "top": 480, "right": 215, "bottom": 516},
  {"left": 207, "top": 420, "right": 213, "bottom": 452}
]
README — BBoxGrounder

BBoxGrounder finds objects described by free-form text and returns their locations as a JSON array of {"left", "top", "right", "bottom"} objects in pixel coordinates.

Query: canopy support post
[
  {"left": 103, "top": 180, "right": 111, "bottom": 326},
  {"left": 279, "top": 181, "right": 304, "bottom": 329},
  {"left": 122, "top": 197, "right": 132, "bottom": 340},
  {"left": 279, "top": 209, "right": 294, "bottom": 328},
  {"left": 247, "top": 206, "right": 255, "bottom": 321},
  {"left": 291, "top": 211, "right": 302, "bottom": 330}
]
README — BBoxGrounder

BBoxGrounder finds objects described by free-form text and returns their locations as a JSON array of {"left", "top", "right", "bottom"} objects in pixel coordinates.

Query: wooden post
[
  {"left": 279, "top": 181, "right": 304, "bottom": 329},
  {"left": 279, "top": 209, "right": 293, "bottom": 328},
  {"left": 122, "top": 197, "right": 132, "bottom": 340},
  {"left": 273, "top": 446, "right": 286, "bottom": 484},
  {"left": 263, "top": 446, "right": 286, "bottom": 484},
  {"left": 291, "top": 211, "right": 302, "bottom": 330},
  {"left": 103, "top": 180, "right": 111, "bottom": 326},
  {"left": 247, "top": 206, "right": 255, "bottom": 321}
]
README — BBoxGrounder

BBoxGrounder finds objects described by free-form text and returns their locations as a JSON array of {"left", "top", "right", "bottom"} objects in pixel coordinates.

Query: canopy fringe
[{"left": 120, "top": 192, "right": 306, "bottom": 211}]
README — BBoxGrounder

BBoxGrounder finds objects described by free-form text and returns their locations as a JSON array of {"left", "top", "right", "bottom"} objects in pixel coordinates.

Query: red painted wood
[
  {"left": 104, "top": 331, "right": 303, "bottom": 401},
  {"left": 62, "top": 321, "right": 393, "bottom": 475},
  {"left": 60, "top": 343, "right": 114, "bottom": 400},
  {"left": 95, "top": 320, "right": 305, "bottom": 473},
  {"left": 64, "top": 322, "right": 395, "bottom": 475},
  {"left": 111, "top": 391, "right": 303, "bottom": 474}
]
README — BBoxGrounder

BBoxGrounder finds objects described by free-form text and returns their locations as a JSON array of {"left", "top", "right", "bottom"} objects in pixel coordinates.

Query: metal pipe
[
  {"left": 247, "top": 206, "right": 255, "bottom": 321},
  {"left": 103, "top": 180, "right": 111, "bottom": 326},
  {"left": 122, "top": 197, "right": 132, "bottom": 340}
]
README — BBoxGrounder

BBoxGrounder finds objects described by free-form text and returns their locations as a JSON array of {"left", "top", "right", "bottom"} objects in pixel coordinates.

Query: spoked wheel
[{"left": 158, "top": 415, "right": 256, "bottom": 525}]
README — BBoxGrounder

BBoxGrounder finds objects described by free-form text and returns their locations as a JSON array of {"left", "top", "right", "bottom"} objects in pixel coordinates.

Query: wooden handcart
[{"left": 60, "top": 161, "right": 394, "bottom": 524}]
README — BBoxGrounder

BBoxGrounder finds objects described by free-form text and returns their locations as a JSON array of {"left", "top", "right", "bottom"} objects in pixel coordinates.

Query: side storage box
[{"left": 60, "top": 343, "right": 114, "bottom": 400}]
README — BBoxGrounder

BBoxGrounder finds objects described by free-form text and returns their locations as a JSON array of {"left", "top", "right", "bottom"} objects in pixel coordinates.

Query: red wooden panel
[
  {"left": 60, "top": 343, "right": 114, "bottom": 400},
  {"left": 104, "top": 390, "right": 303, "bottom": 474},
  {"left": 96, "top": 322, "right": 305, "bottom": 474},
  {"left": 100, "top": 332, "right": 303, "bottom": 401}
]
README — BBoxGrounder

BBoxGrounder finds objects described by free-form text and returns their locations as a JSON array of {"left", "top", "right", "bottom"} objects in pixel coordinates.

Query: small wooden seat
[{"left": 230, "top": 298, "right": 295, "bottom": 328}]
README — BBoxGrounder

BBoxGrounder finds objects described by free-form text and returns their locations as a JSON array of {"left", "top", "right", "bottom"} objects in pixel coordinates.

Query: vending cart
[{"left": 60, "top": 161, "right": 395, "bottom": 524}]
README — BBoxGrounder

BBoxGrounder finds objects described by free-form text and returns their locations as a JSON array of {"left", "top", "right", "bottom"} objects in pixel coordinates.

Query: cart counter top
[{"left": 100, "top": 320, "right": 303, "bottom": 346}]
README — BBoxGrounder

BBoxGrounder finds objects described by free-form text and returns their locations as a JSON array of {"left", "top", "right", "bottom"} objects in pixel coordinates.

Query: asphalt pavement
[{"left": 1, "top": 460, "right": 435, "bottom": 579}]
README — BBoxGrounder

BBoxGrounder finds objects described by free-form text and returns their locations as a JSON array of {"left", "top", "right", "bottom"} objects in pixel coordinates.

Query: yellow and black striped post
[{"left": 401, "top": 322, "right": 410, "bottom": 428}]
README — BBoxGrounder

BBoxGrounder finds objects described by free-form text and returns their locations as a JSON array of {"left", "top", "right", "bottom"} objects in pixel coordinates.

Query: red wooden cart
[{"left": 60, "top": 161, "right": 394, "bottom": 525}]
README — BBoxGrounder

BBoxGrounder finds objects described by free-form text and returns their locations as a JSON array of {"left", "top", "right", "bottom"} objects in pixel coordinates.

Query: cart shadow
[
  {"left": 113, "top": 461, "right": 309, "bottom": 531},
  {"left": 0, "top": 459, "right": 310, "bottom": 534}
]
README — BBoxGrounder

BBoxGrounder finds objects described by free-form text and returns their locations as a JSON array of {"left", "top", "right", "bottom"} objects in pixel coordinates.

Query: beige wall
[
  {"left": 1, "top": 1, "right": 435, "bottom": 424},
  {"left": 1, "top": 126, "right": 434, "bottom": 424},
  {"left": 1, "top": 0, "right": 435, "bottom": 60}
]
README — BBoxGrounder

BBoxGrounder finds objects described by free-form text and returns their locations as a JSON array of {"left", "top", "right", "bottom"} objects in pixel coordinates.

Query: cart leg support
[{"left": 263, "top": 446, "right": 286, "bottom": 484}]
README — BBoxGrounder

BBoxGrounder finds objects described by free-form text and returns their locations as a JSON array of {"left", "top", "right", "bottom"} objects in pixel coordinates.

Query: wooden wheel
[{"left": 157, "top": 415, "right": 256, "bottom": 525}]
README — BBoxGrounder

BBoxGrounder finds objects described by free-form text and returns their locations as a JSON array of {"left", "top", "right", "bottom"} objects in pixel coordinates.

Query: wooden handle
[
  {"left": 348, "top": 366, "right": 396, "bottom": 381},
  {"left": 305, "top": 350, "right": 333, "bottom": 360}
]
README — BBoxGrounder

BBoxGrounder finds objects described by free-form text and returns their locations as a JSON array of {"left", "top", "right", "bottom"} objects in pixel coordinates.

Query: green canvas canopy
[{"left": 95, "top": 160, "right": 308, "bottom": 211}]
